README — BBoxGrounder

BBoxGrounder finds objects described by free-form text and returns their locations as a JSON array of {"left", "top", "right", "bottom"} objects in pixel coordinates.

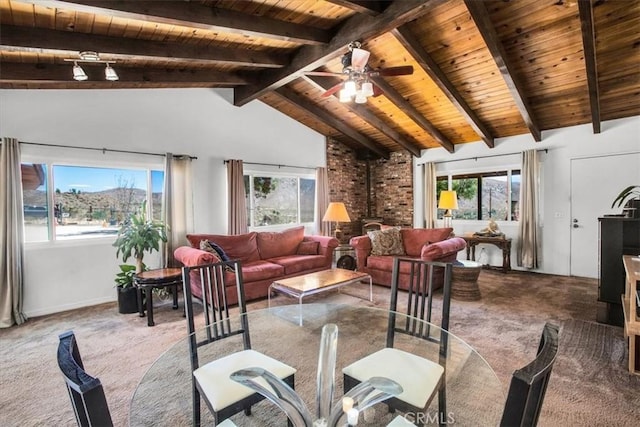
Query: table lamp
[
  {"left": 438, "top": 190, "right": 458, "bottom": 229},
  {"left": 322, "top": 202, "right": 351, "bottom": 241}
]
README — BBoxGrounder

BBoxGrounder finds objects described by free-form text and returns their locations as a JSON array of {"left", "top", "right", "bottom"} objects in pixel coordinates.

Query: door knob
[
  {"left": 573, "top": 218, "right": 579, "bottom": 223},
  {"left": 573, "top": 224, "right": 579, "bottom": 228}
]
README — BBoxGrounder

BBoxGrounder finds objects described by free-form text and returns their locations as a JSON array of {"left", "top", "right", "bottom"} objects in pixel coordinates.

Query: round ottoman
[{"left": 451, "top": 260, "right": 482, "bottom": 301}]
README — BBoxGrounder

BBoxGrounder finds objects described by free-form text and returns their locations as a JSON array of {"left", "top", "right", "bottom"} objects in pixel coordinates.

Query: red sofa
[
  {"left": 174, "top": 226, "right": 339, "bottom": 304},
  {"left": 350, "top": 227, "right": 466, "bottom": 290}
]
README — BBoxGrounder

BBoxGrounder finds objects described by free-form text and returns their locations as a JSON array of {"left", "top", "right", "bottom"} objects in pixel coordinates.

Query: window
[
  {"left": 244, "top": 173, "right": 315, "bottom": 228},
  {"left": 437, "top": 169, "right": 520, "bottom": 221},
  {"left": 22, "top": 163, "right": 164, "bottom": 242}
]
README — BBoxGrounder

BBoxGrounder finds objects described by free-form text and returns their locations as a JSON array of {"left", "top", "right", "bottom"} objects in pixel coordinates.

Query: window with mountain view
[
  {"left": 244, "top": 174, "right": 315, "bottom": 228},
  {"left": 21, "top": 163, "right": 164, "bottom": 242},
  {"left": 437, "top": 169, "right": 520, "bottom": 221}
]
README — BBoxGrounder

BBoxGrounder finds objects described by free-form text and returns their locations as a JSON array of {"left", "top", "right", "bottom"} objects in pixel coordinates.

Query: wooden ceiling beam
[
  {"left": 24, "top": 0, "right": 329, "bottom": 45},
  {"left": 464, "top": 0, "right": 542, "bottom": 142},
  {"left": 302, "top": 75, "right": 421, "bottom": 157},
  {"left": 392, "top": 26, "right": 495, "bottom": 148},
  {"left": 578, "top": 0, "right": 601, "bottom": 134},
  {"left": 0, "top": 62, "right": 247, "bottom": 85},
  {"left": 273, "top": 87, "right": 390, "bottom": 159},
  {"left": 370, "top": 77, "right": 455, "bottom": 153},
  {"left": 0, "top": 25, "right": 287, "bottom": 69},
  {"left": 324, "top": 0, "right": 389, "bottom": 16},
  {"left": 234, "top": 0, "right": 445, "bottom": 106}
]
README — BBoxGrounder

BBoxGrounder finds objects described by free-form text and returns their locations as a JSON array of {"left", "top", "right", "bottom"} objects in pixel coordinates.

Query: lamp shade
[
  {"left": 322, "top": 202, "right": 351, "bottom": 222},
  {"left": 438, "top": 191, "right": 458, "bottom": 210}
]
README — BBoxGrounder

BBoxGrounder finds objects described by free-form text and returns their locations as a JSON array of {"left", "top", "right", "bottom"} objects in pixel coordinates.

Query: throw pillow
[
  {"left": 368, "top": 228, "right": 406, "bottom": 256},
  {"left": 208, "top": 240, "right": 231, "bottom": 262},
  {"left": 199, "top": 240, "right": 233, "bottom": 271},
  {"left": 297, "top": 241, "right": 319, "bottom": 255}
]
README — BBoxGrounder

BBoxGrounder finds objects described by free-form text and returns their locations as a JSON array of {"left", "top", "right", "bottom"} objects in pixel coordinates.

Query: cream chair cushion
[
  {"left": 342, "top": 347, "right": 443, "bottom": 409},
  {"left": 387, "top": 415, "right": 416, "bottom": 426},
  {"left": 194, "top": 349, "right": 296, "bottom": 411}
]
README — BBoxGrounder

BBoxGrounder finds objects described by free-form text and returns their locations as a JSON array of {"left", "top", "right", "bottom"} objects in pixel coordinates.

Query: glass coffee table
[{"left": 268, "top": 269, "right": 372, "bottom": 326}]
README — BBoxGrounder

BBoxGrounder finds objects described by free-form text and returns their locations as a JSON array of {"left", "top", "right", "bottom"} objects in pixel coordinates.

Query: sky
[{"left": 51, "top": 165, "right": 164, "bottom": 193}]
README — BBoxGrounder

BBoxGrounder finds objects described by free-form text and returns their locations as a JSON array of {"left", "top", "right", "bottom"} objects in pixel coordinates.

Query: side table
[
  {"left": 134, "top": 268, "right": 182, "bottom": 327},
  {"left": 451, "top": 260, "right": 482, "bottom": 301}
]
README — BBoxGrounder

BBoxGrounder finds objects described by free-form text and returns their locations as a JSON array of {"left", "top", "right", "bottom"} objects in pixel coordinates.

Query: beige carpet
[{"left": 0, "top": 270, "right": 638, "bottom": 426}]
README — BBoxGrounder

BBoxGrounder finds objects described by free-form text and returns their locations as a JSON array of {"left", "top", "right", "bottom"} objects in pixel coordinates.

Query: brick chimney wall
[
  {"left": 326, "top": 139, "right": 366, "bottom": 243},
  {"left": 326, "top": 138, "right": 414, "bottom": 242},
  {"left": 373, "top": 151, "right": 414, "bottom": 227}
]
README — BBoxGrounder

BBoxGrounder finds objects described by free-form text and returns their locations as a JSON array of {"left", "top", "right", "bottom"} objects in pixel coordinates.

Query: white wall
[
  {"left": 413, "top": 116, "right": 640, "bottom": 276},
  {"left": 0, "top": 88, "right": 326, "bottom": 316}
]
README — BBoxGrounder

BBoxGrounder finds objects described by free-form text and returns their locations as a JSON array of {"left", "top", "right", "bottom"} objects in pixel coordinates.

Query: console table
[{"left": 461, "top": 235, "right": 512, "bottom": 273}]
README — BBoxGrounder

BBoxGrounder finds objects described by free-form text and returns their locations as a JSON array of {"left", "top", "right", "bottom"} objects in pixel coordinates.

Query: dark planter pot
[
  {"left": 623, "top": 198, "right": 640, "bottom": 218},
  {"left": 117, "top": 286, "right": 139, "bottom": 314}
]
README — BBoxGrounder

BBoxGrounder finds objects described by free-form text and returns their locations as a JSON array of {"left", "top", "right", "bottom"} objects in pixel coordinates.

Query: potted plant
[
  {"left": 113, "top": 201, "right": 167, "bottom": 313},
  {"left": 114, "top": 263, "right": 144, "bottom": 313},
  {"left": 611, "top": 185, "right": 640, "bottom": 218}
]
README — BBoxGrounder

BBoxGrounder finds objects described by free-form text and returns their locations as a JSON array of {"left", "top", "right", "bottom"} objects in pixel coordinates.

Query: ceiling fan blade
[
  {"left": 372, "top": 83, "right": 384, "bottom": 97},
  {"left": 305, "top": 71, "right": 345, "bottom": 77},
  {"left": 372, "top": 65, "right": 414, "bottom": 77},
  {"left": 322, "top": 81, "right": 344, "bottom": 98},
  {"left": 351, "top": 47, "right": 370, "bottom": 71}
]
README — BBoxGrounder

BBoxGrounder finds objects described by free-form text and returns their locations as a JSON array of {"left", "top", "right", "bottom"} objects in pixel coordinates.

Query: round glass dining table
[{"left": 129, "top": 303, "right": 505, "bottom": 426}]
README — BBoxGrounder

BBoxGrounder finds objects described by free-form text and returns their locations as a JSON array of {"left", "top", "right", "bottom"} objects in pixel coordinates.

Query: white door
[{"left": 570, "top": 153, "right": 640, "bottom": 278}]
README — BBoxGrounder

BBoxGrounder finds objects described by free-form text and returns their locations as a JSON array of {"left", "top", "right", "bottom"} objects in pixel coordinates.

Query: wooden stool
[{"left": 451, "top": 260, "right": 482, "bottom": 301}]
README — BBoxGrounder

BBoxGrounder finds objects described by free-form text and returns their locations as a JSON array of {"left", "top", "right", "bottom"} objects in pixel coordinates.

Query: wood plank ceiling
[{"left": 1, "top": 0, "right": 638, "bottom": 158}]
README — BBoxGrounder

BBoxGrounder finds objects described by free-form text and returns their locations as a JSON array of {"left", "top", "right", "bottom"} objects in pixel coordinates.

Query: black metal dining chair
[
  {"left": 500, "top": 322, "right": 560, "bottom": 427},
  {"left": 57, "top": 330, "right": 113, "bottom": 427},
  {"left": 343, "top": 257, "right": 453, "bottom": 427},
  {"left": 182, "top": 260, "right": 296, "bottom": 426}
]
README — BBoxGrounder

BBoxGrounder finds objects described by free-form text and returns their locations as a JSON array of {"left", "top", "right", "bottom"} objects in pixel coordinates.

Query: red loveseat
[
  {"left": 350, "top": 227, "right": 466, "bottom": 290},
  {"left": 174, "top": 226, "right": 339, "bottom": 304}
]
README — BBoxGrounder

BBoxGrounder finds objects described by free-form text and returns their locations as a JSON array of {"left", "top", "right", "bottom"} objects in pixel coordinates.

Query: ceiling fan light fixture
[
  {"left": 361, "top": 81, "right": 374, "bottom": 97},
  {"left": 72, "top": 62, "right": 88, "bottom": 81},
  {"left": 354, "top": 91, "right": 367, "bottom": 104},
  {"left": 339, "top": 88, "right": 352, "bottom": 103},
  {"left": 344, "top": 80, "right": 357, "bottom": 97},
  {"left": 104, "top": 63, "right": 119, "bottom": 81}
]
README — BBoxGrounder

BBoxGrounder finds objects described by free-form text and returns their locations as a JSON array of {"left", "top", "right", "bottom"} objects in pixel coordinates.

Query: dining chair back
[
  {"left": 343, "top": 257, "right": 453, "bottom": 427},
  {"left": 57, "top": 331, "right": 113, "bottom": 427},
  {"left": 500, "top": 322, "right": 559, "bottom": 427},
  {"left": 182, "top": 260, "right": 296, "bottom": 426}
]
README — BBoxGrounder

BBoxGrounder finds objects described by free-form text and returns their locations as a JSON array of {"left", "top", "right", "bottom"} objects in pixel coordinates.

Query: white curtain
[
  {"left": 517, "top": 149, "right": 540, "bottom": 268},
  {"left": 316, "top": 167, "right": 330, "bottom": 236},
  {"left": 227, "top": 159, "right": 248, "bottom": 235},
  {"left": 0, "top": 138, "right": 27, "bottom": 327},
  {"left": 162, "top": 153, "right": 194, "bottom": 268},
  {"left": 423, "top": 162, "right": 437, "bottom": 228}
]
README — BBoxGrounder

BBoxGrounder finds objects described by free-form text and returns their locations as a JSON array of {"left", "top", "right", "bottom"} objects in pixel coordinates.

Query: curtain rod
[
  {"left": 420, "top": 148, "right": 548, "bottom": 166},
  {"left": 19, "top": 141, "right": 197, "bottom": 160},
  {"left": 224, "top": 160, "right": 316, "bottom": 170}
]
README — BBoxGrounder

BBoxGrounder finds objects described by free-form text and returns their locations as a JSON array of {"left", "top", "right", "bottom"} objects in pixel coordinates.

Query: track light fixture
[
  {"left": 65, "top": 51, "right": 119, "bottom": 82},
  {"left": 72, "top": 62, "right": 88, "bottom": 81},
  {"left": 104, "top": 64, "right": 119, "bottom": 81}
]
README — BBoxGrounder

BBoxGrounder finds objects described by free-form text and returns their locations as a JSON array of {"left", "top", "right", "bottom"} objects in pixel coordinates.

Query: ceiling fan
[{"left": 305, "top": 41, "right": 414, "bottom": 103}]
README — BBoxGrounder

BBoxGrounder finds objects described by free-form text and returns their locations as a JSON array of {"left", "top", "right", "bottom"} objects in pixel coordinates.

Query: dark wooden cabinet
[{"left": 598, "top": 217, "right": 640, "bottom": 326}]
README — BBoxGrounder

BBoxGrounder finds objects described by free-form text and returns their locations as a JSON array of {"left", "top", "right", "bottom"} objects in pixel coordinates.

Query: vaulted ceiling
[{"left": 1, "top": 0, "right": 638, "bottom": 159}]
